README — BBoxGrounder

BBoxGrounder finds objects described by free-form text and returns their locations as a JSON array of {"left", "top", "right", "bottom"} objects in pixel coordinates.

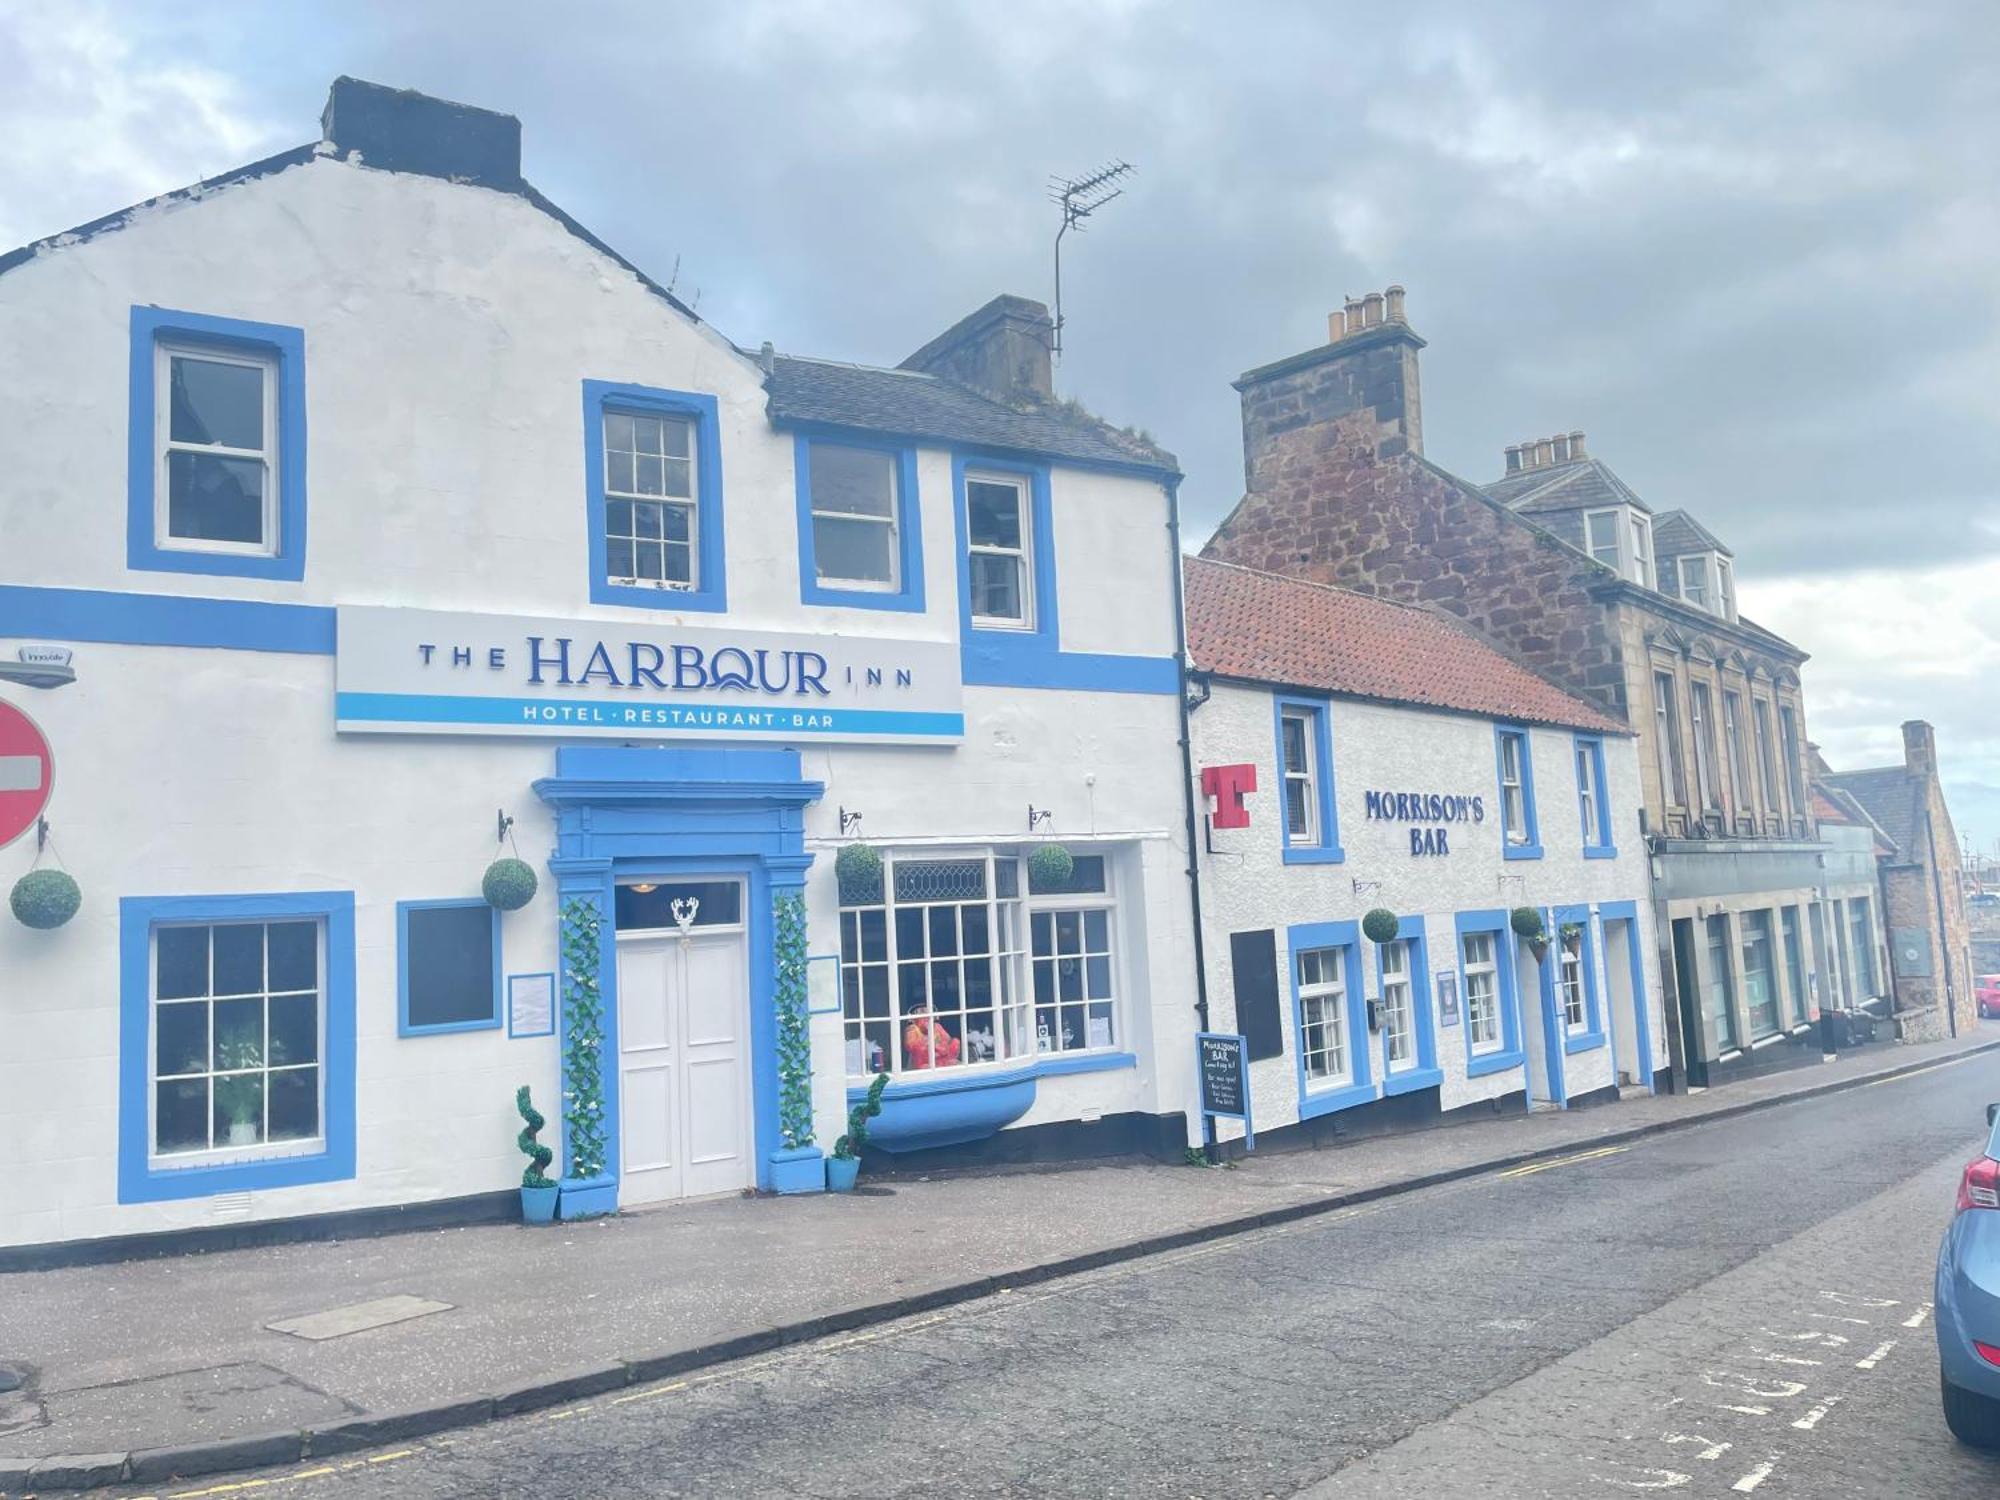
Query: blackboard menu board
[{"left": 1198, "top": 1032, "right": 1247, "bottom": 1118}]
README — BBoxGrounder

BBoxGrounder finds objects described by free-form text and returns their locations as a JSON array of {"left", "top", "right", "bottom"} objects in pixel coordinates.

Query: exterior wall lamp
[{"left": 0, "top": 646, "right": 75, "bottom": 689}]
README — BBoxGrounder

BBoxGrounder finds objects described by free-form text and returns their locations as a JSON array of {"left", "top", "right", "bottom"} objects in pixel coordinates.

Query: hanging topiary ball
[
  {"left": 11, "top": 869, "right": 81, "bottom": 930},
  {"left": 1028, "top": 843, "right": 1075, "bottom": 892},
  {"left": 834, "top": 842, "right": 882, "bottom": 902},
  {"left": 483, "top": 857, "right": 538, "bottom": 912},
  {"left": 1362, "top": 908, "right": 1400, "bottom": 945},
  {"left": 1510, "top": 906, "right": 1545, "bottom": 942}
]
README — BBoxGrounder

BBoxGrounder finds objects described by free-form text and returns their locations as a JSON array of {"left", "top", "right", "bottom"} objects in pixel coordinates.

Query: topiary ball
[
  {"left": 1510, "top": 906, "right": 1545, "bottom": 942},
  {"left": 834, "top": 842, "right": 882, "bottom": 892},
  {"left": 483, "top": 858, "right": 538, "bottom": 912},
  {"left": 11, "top": 869, "right": 81, "bottom": 930},
  {"left": 1028, "top": 843, "right": 1075, "bottom": 891},
  {"left": 1362, "top": 908, "right": 1400, "bottom": 945}
]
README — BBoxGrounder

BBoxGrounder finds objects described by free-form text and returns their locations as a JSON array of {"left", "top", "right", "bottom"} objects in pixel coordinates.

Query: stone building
[
  {"left": 1204, "top": 289, "right": 1849, "bottom": 1088},
  {"left": 1823, "top": 723, "right": 1977, "bottom": 1039}
]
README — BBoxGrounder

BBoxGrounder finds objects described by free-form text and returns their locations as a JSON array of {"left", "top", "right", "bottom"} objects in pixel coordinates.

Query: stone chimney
[
  {"left": 1236, "top": 284, "right": 1425, "bottom": 493},
  {"left": 1903, "top": 720, "right": 1937, "bottom": 779},
  {"left": 321, "top": 76, "right": 522, "bottom": 190},
  {"left": 899, "top": 295, "right": 1054, "bottom": 404}
]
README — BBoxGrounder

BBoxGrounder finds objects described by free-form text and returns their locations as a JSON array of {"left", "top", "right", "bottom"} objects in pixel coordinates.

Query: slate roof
[
  {"left": 1824, "top": 766, "right": 1924, "bottom": 861},
  {"left": 1815, "top": 780, "right": 1900, "bottom": 856},
  {"left": 1183, "top": 555, "right": 1628, "bottom": 735},
  {"left": 1652, "top": 507, "right": 1733, "bottom": 560},
  {"left": 764, "top": 354, "right": 1177, "bottom": 475},
  {"left": 1480, "top": 456, "right": 1651, "bottom": 517}
]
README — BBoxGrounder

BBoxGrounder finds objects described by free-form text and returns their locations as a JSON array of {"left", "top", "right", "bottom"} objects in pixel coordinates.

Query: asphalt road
[{"left": 107, "top": 1053, "right": 2000, "bottom": 1499}]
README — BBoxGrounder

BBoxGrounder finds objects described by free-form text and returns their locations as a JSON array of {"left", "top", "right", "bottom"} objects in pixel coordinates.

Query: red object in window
[
  {"left": 1957, "top": 1156, "right": 2000, "bottom": 1213},
  {"left": 904, "top": 1013, "right": 960, "bottom": 1069},
  {"left": 1202, "top": 763, "right": 1257, "bottom": 829}
]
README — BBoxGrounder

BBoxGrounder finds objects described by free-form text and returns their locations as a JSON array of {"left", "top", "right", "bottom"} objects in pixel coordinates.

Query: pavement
[{"left": 3, "top": 1025, "right": 1998, "bottom": 1494}]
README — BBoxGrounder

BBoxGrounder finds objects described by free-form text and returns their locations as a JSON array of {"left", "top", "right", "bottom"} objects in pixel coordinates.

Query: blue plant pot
[
  {"left": 768, "top": 1145, "right": 826, "bottom": 1195},
  {"left": 520, "top": 1184, "right": 558, "bottom": 1224},
  {"left": 826, "top": 1155, "right": 860, "bottom": 1193},
  {"left": 557, "top": 1174, "right": 618, "bottom": 1220}
]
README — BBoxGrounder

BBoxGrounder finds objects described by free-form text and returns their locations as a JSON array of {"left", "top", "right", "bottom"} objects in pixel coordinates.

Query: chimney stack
[
  {"left": 900, "top": 294, "right": 1055, "bottom": 403},
  {"left": 1568, "top": 430, "right": 1586, "bottom": 459},
  {"left": 1505, "top": 430, "right": 1588, "bottom": 473},
  {"left": 1505, "top": 444, "right": 1523, "bottom": 473},
  {"left": 1534, "top": 437, "right": 1556, "bottom": 467},
  {"left": 1903, "top": 720, "right": 1937, "bottom": 779},
  {"left": 1235, "top": 284, "right": 1426, "bottom": 491},
  {"left": 320, "top": 76, "right": 522, "bottom": 190}
]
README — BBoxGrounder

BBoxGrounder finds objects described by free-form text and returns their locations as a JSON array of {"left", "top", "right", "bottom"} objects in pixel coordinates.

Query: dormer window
[
  {"left": 1675, "top": 553, "right": 1736, "bottom": 620},
  {"left": 1584, "top": 506, "right": 1654, "bottom": 588}
]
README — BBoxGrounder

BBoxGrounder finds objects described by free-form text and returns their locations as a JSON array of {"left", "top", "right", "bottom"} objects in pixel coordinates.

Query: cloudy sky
[{"left": 5, "top": 0, "right": 1997, "bottom": 851}]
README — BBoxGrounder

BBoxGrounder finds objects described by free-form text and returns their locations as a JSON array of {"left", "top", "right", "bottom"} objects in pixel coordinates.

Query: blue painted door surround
[
  {"left": 533, "top": 746, "right": 823, "bottom": 1202},
  {"left": 1529, "top": 913, "right": 1570, "bottom": 1108}
]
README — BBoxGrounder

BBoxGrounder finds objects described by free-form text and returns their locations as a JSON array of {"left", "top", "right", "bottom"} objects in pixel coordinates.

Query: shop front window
[
  {"left": 1706, "top": 915, "right": 1738, "bottom": 1050},
  {"left": 839, "top": 850, "right": 1120, "bottom": 1078},
  {"left": 1462, "top": 931, "right": 1501, "bottom": 1053},
  {"left": 1297, "top": 946, "right": 1350, "bottom": 1085},
  {"left": 1740, "top": 909, "right": 1779, "bottom": 1038},
  {"left": 1381, "top": 939, "right": 1415, "bottom": 1069},
  {"left": 1781, "top": 906, "right": 1809, "bottom": 1024},
  {"left": 1849, "top": 897, "right": 1879, "bottom": 996}
]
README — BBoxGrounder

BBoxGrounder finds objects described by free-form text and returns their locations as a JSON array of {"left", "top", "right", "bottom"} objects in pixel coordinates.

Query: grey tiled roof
[
  {"left": 1824, "top": 766, "right": 1923, "bottom": 861},
  {"left": 764, "top": 354, "right": 1178, "bottom": 475},
  {"left": 1480, "top": 457, "right": 1651, "bottom": 517},
  {"left": 1652, "top": 507, "right": 1733, "bottom": 560}
]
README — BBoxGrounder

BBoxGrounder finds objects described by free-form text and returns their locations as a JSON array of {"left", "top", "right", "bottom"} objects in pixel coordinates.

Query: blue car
[{"left": 1939, "top": 1102, "right": 2000, "bottom": 1446}]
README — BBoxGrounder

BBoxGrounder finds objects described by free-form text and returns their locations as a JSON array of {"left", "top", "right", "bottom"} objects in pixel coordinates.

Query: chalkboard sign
[{"left": 1195, "top": 1031, "right": 1253, "bottom": 1151}]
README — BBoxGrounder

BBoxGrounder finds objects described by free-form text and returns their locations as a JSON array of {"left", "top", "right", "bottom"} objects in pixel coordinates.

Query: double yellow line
[{"left": 1496, "top": 1144, "right": 1630, "bottom": 1179}]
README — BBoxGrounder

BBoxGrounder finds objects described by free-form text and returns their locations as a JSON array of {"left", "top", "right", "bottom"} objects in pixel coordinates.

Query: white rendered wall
[
  {"left": 1189, "top": 682, "right": 1663, "bottom": 1143},
  {"left": 0, "top": 154, "right": 1195, "bottom": 1245}
]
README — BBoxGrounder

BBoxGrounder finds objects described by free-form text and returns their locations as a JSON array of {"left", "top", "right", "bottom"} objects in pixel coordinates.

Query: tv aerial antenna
[{"left": 1048, "top": 160, "right": 1134, "bottom": 360}]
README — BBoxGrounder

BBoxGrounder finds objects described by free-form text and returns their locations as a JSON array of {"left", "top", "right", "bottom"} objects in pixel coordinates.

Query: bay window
[{"left": 1582, "top": 506, "right": 1653, "bottom": 587}]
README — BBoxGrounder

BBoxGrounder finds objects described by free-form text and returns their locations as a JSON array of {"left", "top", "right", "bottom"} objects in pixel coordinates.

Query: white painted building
[
  {"left": 0, "top": 79, "right": 1201, "bottom": 1251},
  {"left": 1183, "top": 557, "right": 1666, "bottom": 1143}
]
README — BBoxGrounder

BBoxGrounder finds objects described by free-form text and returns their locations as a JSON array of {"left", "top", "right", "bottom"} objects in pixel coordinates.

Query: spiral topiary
[
  {"left": 483, "top": 857, "right": 538, "bottom": 912},
  {"left": 1027, "top": 843, "right": 1075, "bottom": 892},
  {"left": 10, "top": 869, "right": 80, "bottom": 930},
  {"left": 834, "top": 842, "right": 883, "bottom": 903},
  {"left": 1510, "top": 906, "right": 1546, "bottom": 943},
  {"left": 1362, "top": 908, "right": 1400, "bottom": 945},
  {"left": 516, "top": 1084, "right": 554, "bottom": 1189}
]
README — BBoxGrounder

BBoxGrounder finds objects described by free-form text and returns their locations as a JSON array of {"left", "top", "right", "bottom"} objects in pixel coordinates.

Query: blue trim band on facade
[
  {"left": 117, "top": 890, "right": 356, "bottom": 1203},
  {"left": 792, "top": 431, "right": 926, "bottom": 612},
  {"left": 950, "top": 449, "right": 1059, "bottom": 664},
  {"left": 960, "top": 642, "right": 1180, "bottom": 695},
  {"left": 582, "top": 380, "right": 727, "bottom": 613},
  {"left": 128, "top": 306, "right": 309, "bottom": 582},
  {"left": 335, "top": 692, "right": 965, "bottom": 739},
  {"left": 1287, "top": 918, "right": 1370, "bottom": 1117},
  {"left": 1495, "top": 723, "right": 1543, "bottom": 861},
  {"left": 1598, "top": 898, "right": 1655, "bottom": 1094},
  {"left": 0, "top": 585, "right": 337, "bottom": 653},
  {"left": 1456, "top": 908, "right": 1527, "bottom": 1079},
  {"left": 1531, "top": 905, "right": 1571, "bottom": 1106},
  {"left": 1573, "top": 733, "right": 1618, "bottom": 858},
  {"left": 1274, "top": 693, "right": 1344, "bottom": 865},
  {"left": 1552, "top": 902, "right": 1607, "bottom": 1055},
  {"left": 1381, "top": 1065, "right": 1445, "bottom": 1098},
  {"left": 395, "top": 898, "right": 504, "bottom": 1037}
]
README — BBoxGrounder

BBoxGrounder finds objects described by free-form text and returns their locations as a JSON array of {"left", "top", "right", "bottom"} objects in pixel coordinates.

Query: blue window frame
[
  {"left": 953, "top": 451, "right": 1058, "bottom": 665},
  {"left": 1377, "top": 916, "right": 1443, "bottom": 1097},
  {"left": 1574, "top": 733, "right": 1617, "bottom": 858},
  {"left": 582, "top": 380, "right": 726, "bottom": 612},
  {"left": 118, "top": 891, "right": 355, "bottom": 1203},
  {"left": 128, "top": 306, "right": 308, "bottom": 581},
  {"left": 1550, "top": 905, "right": 1607, "bottom": 1052},
  {"left": 1288, "top": 920, "right": 1373, "bottom": 1117},
  {"left": 1456, "top": 909, "right": 1526, "bottom": 1078},
  {"left": 397, "top": 898, "right": 503, "bottom": 1036},
  {"left": 793, "top": 431, "right": 925, "bottom": 611},
  {"left": 1494, "top": 724, "right": 1542, "bottom": 860},
  {"left": 1273, "top": 694, "right": 1343, "bottom": 864}
]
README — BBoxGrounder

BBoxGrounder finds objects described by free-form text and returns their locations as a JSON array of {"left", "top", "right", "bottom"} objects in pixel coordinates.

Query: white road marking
[
  {"left": 1856, "top": 1339, "right": 1897, "bottom": 1370},
  {"left": 1702, "top": 1371, "right": 1808, "bottom": 1400},
  {"left": 1763, "top": 1327, "right": 1849, "bottom": 1347},
  {"left": 1717, "top": 1404, "right": 1771, "bottom": 1416},
  {"left": 1820, "top": 1291, "right": 1899, "bottom": 1308},
  {"left": 1732, "top": 1459, "right": 1777, "bottom": 1492},
  {"left": 1792, "top": 1396, "right": 1842, "bottom": 1430},
  {"left": 1753, "top": 1350, "right": 1824, "bottom": 1366},
  {"left": 1903, "top": 1304, "right": 1932, "bottom": 1329},
  {"left": 1807, "top": 1311, "right": 1872, "bottom": 1326},
  {"left": 1597, "top": 1468, "right": 1692, "bottom": 1490},
  {"left": 1663, "top": 1433, "right": 1731, "bottom": 1462}
]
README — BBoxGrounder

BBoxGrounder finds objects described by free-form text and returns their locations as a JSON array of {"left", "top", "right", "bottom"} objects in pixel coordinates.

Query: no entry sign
[{"left": 0, "top": 700, "right": 54, "bottom": 851}]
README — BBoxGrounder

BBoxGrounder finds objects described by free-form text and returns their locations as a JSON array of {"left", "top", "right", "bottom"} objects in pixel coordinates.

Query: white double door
[{"left": 616, "top": 916, "right": 753, "bottom": 1205}]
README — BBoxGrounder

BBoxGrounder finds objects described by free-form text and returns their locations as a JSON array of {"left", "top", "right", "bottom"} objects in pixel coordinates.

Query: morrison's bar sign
[{"left": 334, "top": 606, "right": 964, "bottom": 745}]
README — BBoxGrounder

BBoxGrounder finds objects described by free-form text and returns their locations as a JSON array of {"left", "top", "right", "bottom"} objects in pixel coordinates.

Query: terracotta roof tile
[{"left": 1184, "top": 556, "right": 1629, "bottom": 736}]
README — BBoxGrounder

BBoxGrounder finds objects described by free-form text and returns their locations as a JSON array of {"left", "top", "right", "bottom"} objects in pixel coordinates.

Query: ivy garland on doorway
[
  {"left": 773, "top": 892, "right": 815, "bottom": 1151},
  {"left": 559, "top": 894, "right": 608, "bottom": 1179}
]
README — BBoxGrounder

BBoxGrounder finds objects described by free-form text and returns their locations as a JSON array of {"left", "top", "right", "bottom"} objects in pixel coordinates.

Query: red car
[{"left": 1980, "top": 976, "right": 2000, "bottom": 1020}]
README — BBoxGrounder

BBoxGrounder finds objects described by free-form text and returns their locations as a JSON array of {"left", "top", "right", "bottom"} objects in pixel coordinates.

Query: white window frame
[
  {"left": 808, "top": 442, "right": 901, "bottom": 592},
  {"left": 1630, "top": 513, "right": 1654, "bottom": 589},
  {"left": 603, "top": 408, "right": 700, "bottom": 592},
  {"left": 1678, "top": 554, "right": 1711, "bottom": 610},
  {"left": 1498, "top": 730, "right": 1529, "bottom": 845},
  {"left": 147, "top": 917, "right": 328, "bottom": 1170},
  {"left": 1559, "top": 933, "right": 1588, "bottom": 1034},
  {"left": 1722, "top": 690, "right": 1752, "bottom": 814},
  {"left": 1716, "top": 558, "right": 1736, "bottom": 620},
  {"left": 1028, "top": 861, "right": 1120, "bottom": 1058},
  {"left": 1380, "top": 939, "right": 1415, "bottom": 1071},
  {"left": 155, "top": 340, "right": 280, "bottom": 557},
  {"left": 965, "top": 470, "right": 1034, "bottom": 629},
  {"left": 1690, "top": 681, "right": 1720, "bottom": 811},
  {"left": 1297, "top": 945, "right": 1351, "bottom": 1087},
  {"left": 1654, "top": 671, "right": 1686, "bottom": 807},
  {"left": 1584, "top": 507, "right": 1623, "bottom": 571},
  {"left": 1280, "top": 707, "right": 1322, "bottom": 847},
  {"left": 1462, "top": 931, "right": 1502, "bottom": 1054},
  {"left": 1576, "top": 741, "right": 1602, "bottom": 849}
]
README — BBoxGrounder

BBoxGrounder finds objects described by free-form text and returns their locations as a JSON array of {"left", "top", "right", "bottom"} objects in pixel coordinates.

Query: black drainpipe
[{"left": 1165, "top": 476, "right": 1211, "bottom": 1033}]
